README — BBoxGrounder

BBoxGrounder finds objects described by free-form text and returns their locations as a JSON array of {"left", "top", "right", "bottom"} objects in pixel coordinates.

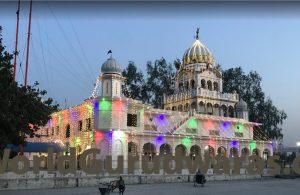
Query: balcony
[{"left": 165, "top": 88, "right": 238, "bottom": 104}]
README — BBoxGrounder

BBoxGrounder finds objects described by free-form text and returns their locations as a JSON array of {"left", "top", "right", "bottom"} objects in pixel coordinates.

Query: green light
[
  {"left": 58, "top": 115, "right": 62, "bottom": 124},
  {"left": 74, "top": 137, "right": 81, "bottom": 146},
  {"left": 249, "top": 140, "right": 256, "bottom": 152},
  {"left": 100, "top": 100, "right": 111, "bottom": 110},
  {"left": 182, "top": 137, "right": 191, "bottom": 148},
  {"left": 87, "top": 104, "right": 93, "bottom": 115},
  {"left": 187, "top": 118, "right": 197, "bottom": 129},
  {"left": 236, "top": 123, "right": 244, "bottom": 132},
  {"left": 89, "top": 132, "right": 94, "bottom": 140}
]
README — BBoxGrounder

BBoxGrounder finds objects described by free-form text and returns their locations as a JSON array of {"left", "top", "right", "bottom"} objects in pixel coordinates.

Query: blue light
[
  {"left": 221, "top": 121, "right": 230, "bottom": 131},
  {"left": 155, "top": 114, "right": 167, "bottom": 127},
  {"left": 231, "top": 140, "right": 238, "bottom": 147},
  {"left": 156, "top": 135, "right": 165, "bottom": 144},
  {"left": 159, "top": 114, "right": 165, "bottom": 121}
]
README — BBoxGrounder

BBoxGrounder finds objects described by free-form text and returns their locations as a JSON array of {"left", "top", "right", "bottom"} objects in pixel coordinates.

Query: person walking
[{"left": 118, "top": 176, "right": 125, "bottom": 195}]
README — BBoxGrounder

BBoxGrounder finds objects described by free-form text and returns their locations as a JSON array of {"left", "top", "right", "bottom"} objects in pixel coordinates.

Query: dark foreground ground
[{"left": 1, "top": 178, "right": 300, "bottom": 195}]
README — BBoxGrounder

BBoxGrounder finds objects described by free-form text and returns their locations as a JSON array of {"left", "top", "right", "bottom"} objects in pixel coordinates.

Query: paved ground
[{"left": 1, "top": 178, "right": 300, "bottom": 195}]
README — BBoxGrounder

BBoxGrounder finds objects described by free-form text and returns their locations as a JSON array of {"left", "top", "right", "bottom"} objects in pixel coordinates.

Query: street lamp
[{"left": 297, "top": 142, "right": 300, "bottom": 155}]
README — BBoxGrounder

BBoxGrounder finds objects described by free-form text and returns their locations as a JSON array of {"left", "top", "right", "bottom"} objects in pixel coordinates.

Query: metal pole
[
  {"left": 24, "top": 0, "right": 32, "bottom": 87},
  {"left": 13, "top": 0, "right": 21, "bottom": 81}
]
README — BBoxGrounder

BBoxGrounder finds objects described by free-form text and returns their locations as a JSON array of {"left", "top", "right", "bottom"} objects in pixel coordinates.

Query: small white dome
[
  {"left": 236, "top": 99, "right": 248, "bottom": 110},
  {"left": 101, "top": 56, "right": 122, "bottom": 75}
]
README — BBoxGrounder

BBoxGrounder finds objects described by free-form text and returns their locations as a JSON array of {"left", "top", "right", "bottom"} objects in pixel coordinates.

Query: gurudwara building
[{"left": 28, "top": 32, "right": 273, "bottom": 172}]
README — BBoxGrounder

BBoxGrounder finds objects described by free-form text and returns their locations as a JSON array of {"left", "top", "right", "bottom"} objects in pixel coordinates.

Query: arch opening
[{"left": 160, "top": 143, "right": 172, "bottom": 156}]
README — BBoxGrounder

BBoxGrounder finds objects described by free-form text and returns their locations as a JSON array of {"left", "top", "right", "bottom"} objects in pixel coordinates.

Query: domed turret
[
  {"left": 100, "top": 53, "right": 124, "bottom": 97},
  {"left": 236, "top": 99, "right": 249, "bottom": 120},
  {"left": 236, "top": 99, "right": 248, "bottom": 110},
  {"left": 101, "top": 56, "right": 122, "bottom": 75},
  {"left": 182, "top": 29, "right": 214, "bottom": 66}
]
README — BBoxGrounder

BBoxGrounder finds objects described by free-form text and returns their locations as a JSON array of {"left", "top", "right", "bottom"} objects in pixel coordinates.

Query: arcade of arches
[
  {"left": 128, "top": 142, "right": 271, "bottom": 160},
  {"left": 170, "top": 102, "right": 235, "bottom": 117},
  {"left": 178, "top": 79, "right": 219, "bottom": 92}
]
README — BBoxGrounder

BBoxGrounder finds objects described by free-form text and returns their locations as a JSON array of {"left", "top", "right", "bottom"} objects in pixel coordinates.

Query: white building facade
[{"left": 29, "top": 33, "right": 274, "bottom": 173}]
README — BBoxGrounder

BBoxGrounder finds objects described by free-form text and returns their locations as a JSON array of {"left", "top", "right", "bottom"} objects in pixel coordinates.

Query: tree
[
  {"left": 122, "top": 61, "right": 145, "bottom": 100},
  {"left": 174, "top": 59, "right": 181, "bottom": 71},
  {"left": 144, "top": 58, "right": 175, "bottom": 108},
  {"left": 222, "top": 67, "right": 287, "bottom": 140},
  {"left": 0, "top": 27, "right": 58, "bottom": 154}
]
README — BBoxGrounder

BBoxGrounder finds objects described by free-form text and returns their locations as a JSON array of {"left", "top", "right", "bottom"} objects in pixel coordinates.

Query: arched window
[
  {"left": 213, "top": 104, "right": 220, "bottom": 116},
  {"left": 191, "top": 102, "right": 197, "bottom": 110},
  {"left": 217, "top": 146, "right": 227, "bottom": 157},
  {"left": 207, "top": 103, "right": 213, "bottom": 115},
  {"left": 184, "top": 103, "right": 190, "bottom": 112},
  {"left": 190, "top": 145, "right": 201, "bottom": 160},
  {"left": 213, "top": 82, "right": 219, "bottom": 91},
  {"left": 207, "top": 81, "right": 212, "bottom": 91},
  {"left": 191, "top": 80, "right": 195, "bottom": 89},
  {"left": 143, "top": 142, "right": 156, "bottom": 161},
  {"left": 204, "top": 145, "right": 215, "bottom": 158},
  {"left": 178, "top": 105, "right": 183, "bottom": 111},
  {"left": 128, "top": 142, "right": 138, "bottom": 156},
  {"left": 160, "top": 144, "right": 172, "bottom": 156},
  {"left": 185, "top": 81, "right": 189, "bottom": 90},
  {"left": 179, "top": 82, "right": 183, "bottom": 91},
  {"left": 175, "top": 144, "right": 187, "bottom": 157},
  {"left": 230, "top": 147, "right": 239, "bottom": 157},
  {"left": 56, "top": 126, "right": 59, "bottom": 135},
  {"left": 116, "top": 82, "right": 118, "bottom": 94},
  {"left": 263, "top": 149, "right": 271, "bottom": 161},
  {"left": 221, "top": 105, "right": 228, "bottom": 117},
  {"left": 201, "top": 79, "right": 206, "bottom": 88},
  {"left": 228, "top": 106, "right": 235, "bottom": 118},
  {"left": 241, "top": 148, "right": 249, "bottom": 157},
  {"left": 199, "top": 102, "right": 205, "bottom": 114},
  {"left": 106, "top": 82, "right": 109, "bottom": 94},
  {"left": 204, "top": 145, "right": 215, "bottom": 168},
  {"left": 252, "top": 148, "right": 260, "bottom": 157},
  {"left": 65, "top": 124, "right": 70, "bottom": 138}
]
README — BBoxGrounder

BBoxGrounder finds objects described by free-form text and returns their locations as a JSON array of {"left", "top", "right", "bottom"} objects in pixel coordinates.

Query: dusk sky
[{"left": 1, "top": 2, "right": 299, "bottom": 146}]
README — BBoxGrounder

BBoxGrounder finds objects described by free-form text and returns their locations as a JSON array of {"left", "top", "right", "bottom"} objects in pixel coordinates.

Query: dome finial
[
  {"left": 195, "top": 28, "right": 200, "bottom": 39},
  {"left": 183, "top": 29, "right": 214, "bottom": 65},
  {"left": 107, "top": 50, "right": 112, "bottom": 57}
]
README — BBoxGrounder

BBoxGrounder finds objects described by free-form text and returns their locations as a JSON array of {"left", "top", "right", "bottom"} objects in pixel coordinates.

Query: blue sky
[{"left": 1, "top": 2, "right": 299, "bottom": 146}]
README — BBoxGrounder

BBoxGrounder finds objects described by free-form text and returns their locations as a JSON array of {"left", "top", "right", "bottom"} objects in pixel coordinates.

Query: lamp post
[{"left": 297, "top": 142, "right": 300, "bottom": 155}]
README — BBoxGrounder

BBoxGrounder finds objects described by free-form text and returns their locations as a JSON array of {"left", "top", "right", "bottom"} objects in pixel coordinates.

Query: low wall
[{"left": 0, "top": 170, "right": 266, "bottom": 190}]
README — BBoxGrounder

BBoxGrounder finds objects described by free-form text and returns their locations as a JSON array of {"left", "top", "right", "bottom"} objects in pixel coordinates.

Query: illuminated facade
[{"left": 29, "top": 33, "right": 273, "bottom": 172}]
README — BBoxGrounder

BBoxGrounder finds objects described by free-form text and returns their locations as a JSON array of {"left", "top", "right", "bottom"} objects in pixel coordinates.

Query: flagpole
[
  {"left": 24, "top": 0, "right": 33, "bottom": 87},
  {"left": 13, "top": 0, "right": 21, "bottom": 81}
]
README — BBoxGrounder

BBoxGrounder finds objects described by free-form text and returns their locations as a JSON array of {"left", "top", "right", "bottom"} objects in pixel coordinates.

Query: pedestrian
[{"left": 118, "top": 176, "right": 125, "bottom": 195}]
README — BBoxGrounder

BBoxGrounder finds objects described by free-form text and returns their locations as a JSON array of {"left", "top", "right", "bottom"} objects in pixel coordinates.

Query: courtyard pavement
[{"left": 1, "top": 178, "right": 300, "bottom": 195}]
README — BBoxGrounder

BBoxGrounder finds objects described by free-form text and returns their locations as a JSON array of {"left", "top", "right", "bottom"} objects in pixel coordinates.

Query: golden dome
[{"left": 182, "top": 38, "right": 214, "bottom": 66}]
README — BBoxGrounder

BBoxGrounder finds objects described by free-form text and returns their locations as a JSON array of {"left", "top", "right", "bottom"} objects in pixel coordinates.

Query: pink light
[
  {"left": 208, "top": 139, "right": 216, "bottom": 148},
  {"left": 204, "top": 120, "right": 214, "bottom": 130},
  {"left": 94, "top": 131, "right": 104, "bottom": 144},
  {"left": 113, "top": 100, "right": 123, "bottom": 110},
  {"left": 249, "top": 127, "right": 254, "bottom": 132}
]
